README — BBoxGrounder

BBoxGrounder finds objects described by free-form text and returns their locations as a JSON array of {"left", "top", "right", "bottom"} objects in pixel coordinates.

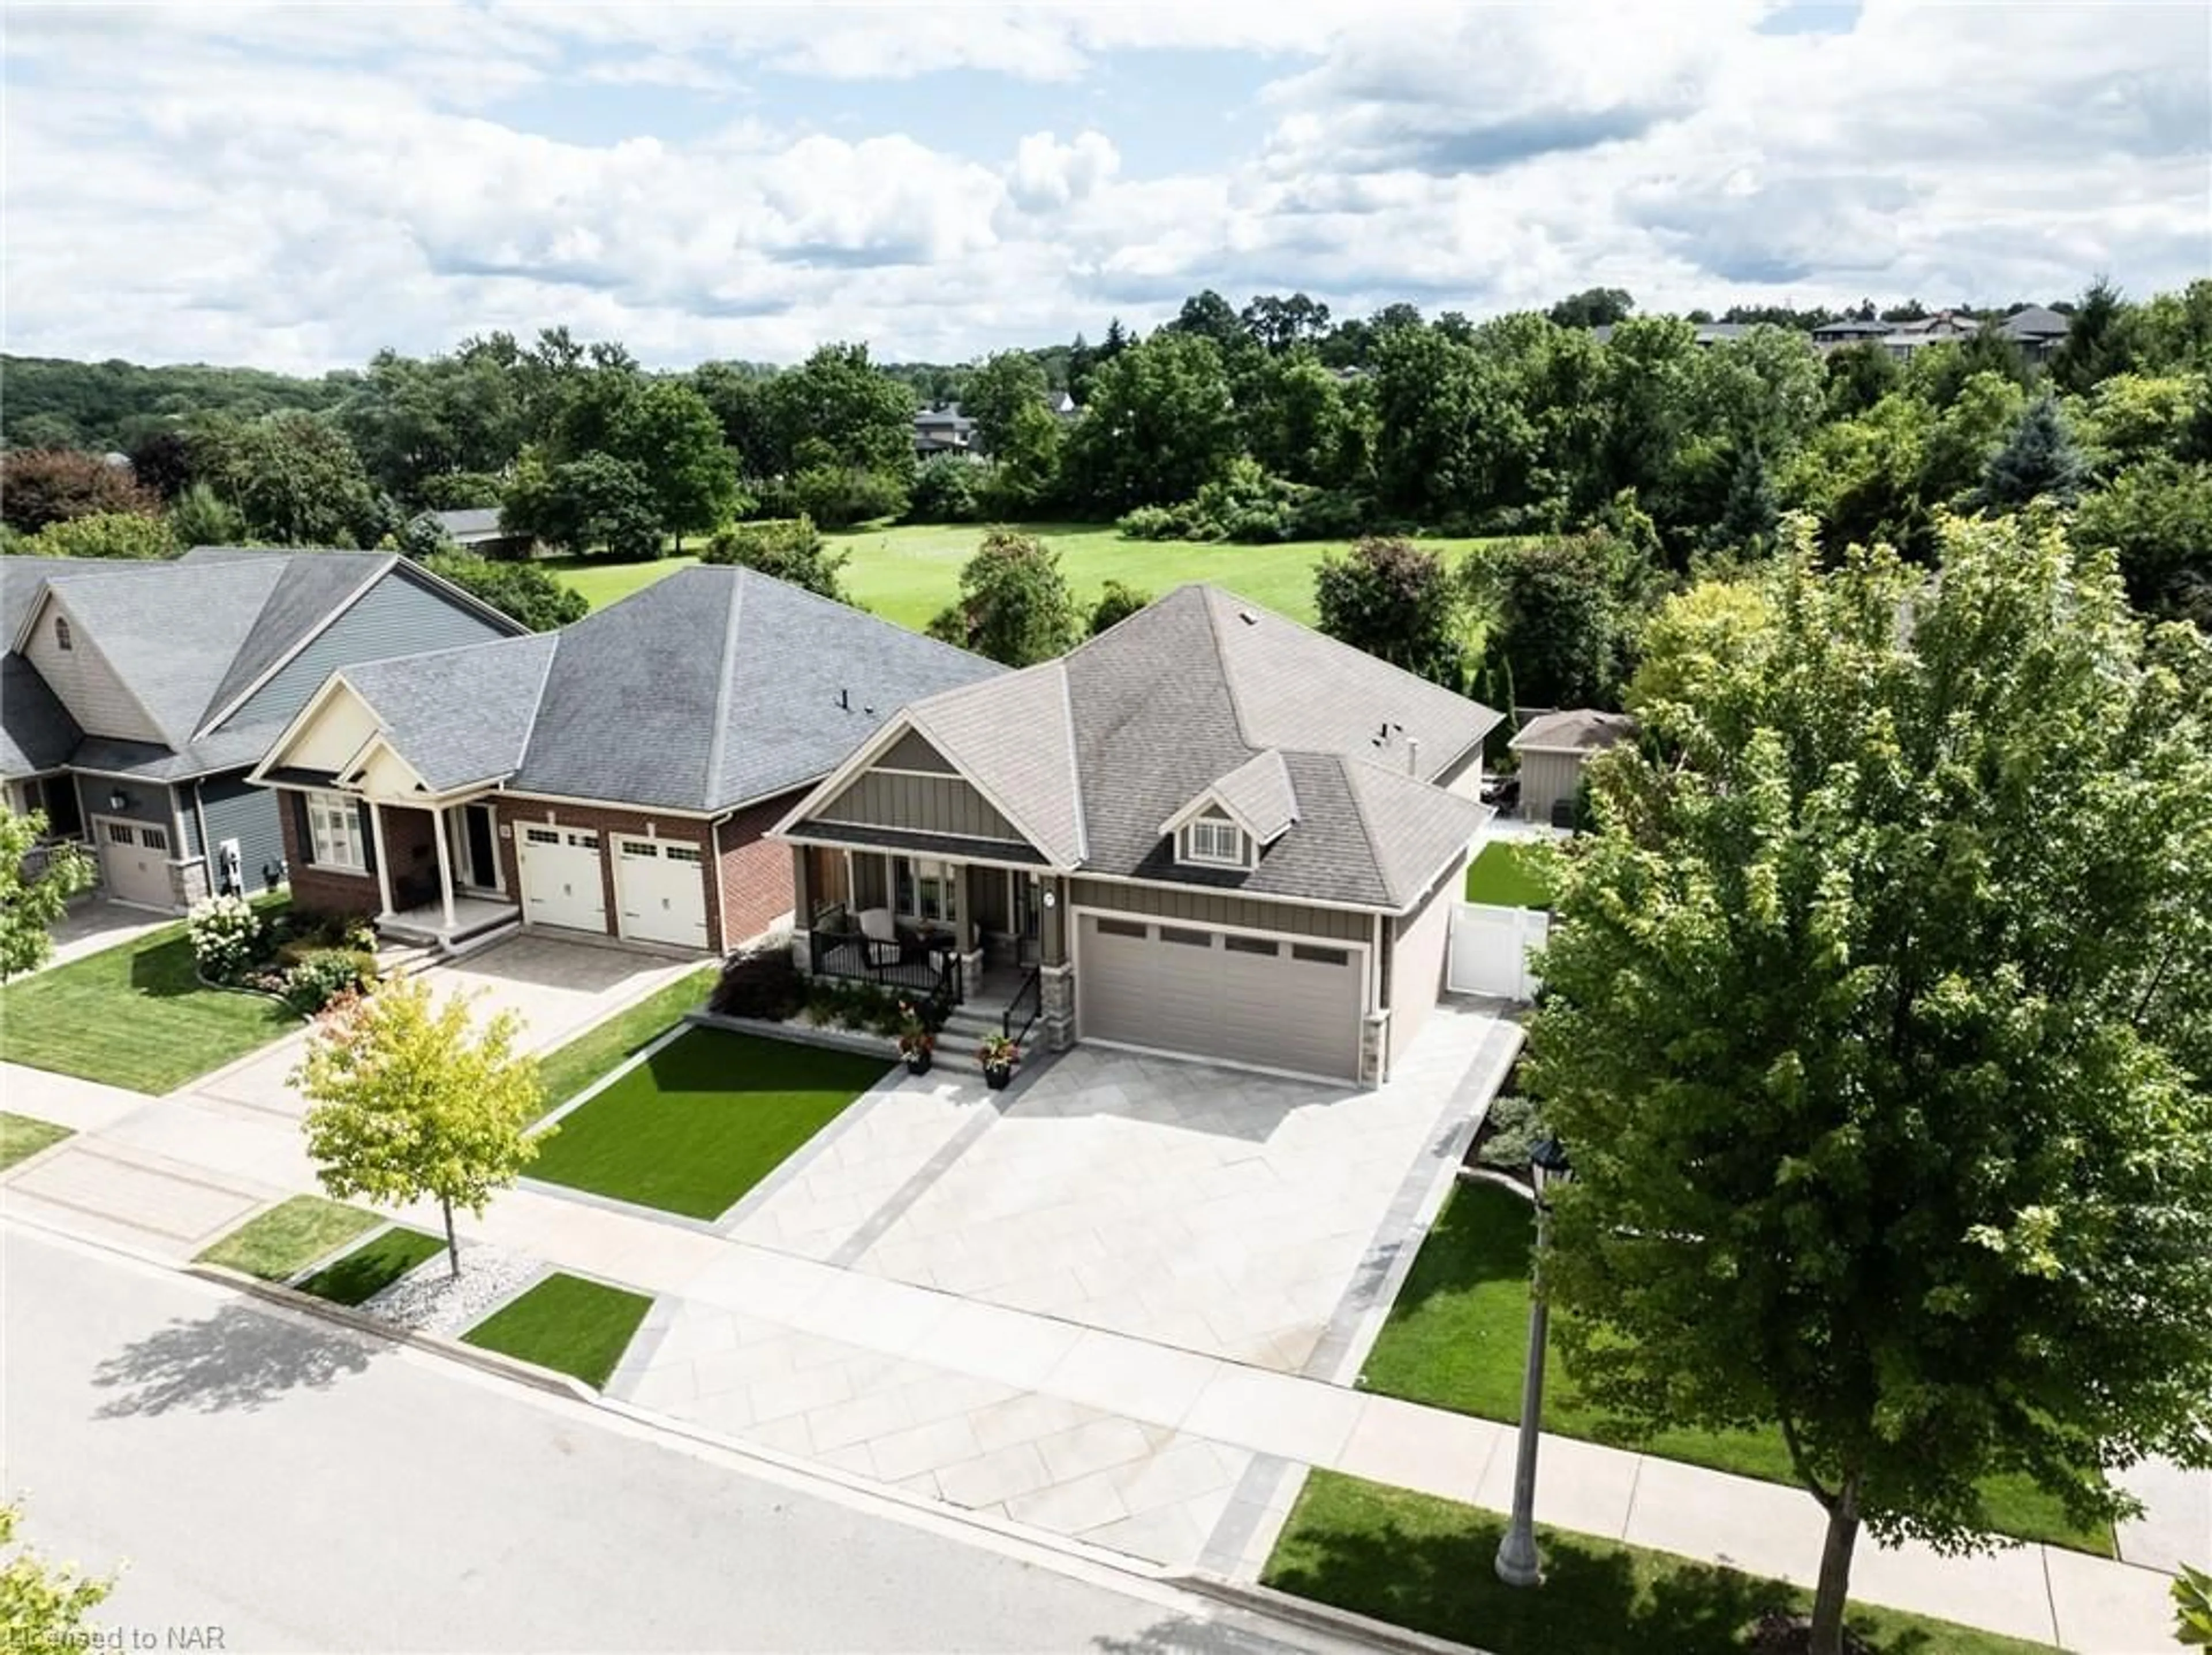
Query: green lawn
[
  {"left": 1264, "top": 1471, "right": 2055, "bottom": 1655},
  {"left": 462, "top": 1272, "right": 654, "bottom": 1387},
  {"left": 1463, "top": 840, "right": 1553, "bottom": 907},
  {"left": 532, "top": 964, "right": 720, "bottom": 1120},
  {"left": 1361, "top": 1181, "right": 2113, "bottom": 1556},
  {"left": 527, "top": 1027, "right": 887, "bottom": 1220},
  {"left": 0, "top": 904, "right": 295, "bottom": 1094},
  {"left": 0, "top": 1111, "right": 71, "bottom": 1171},
  {"left": 294, "top": 1226, "right": 445, "bottom": 1306},
  {"left": 548, "top": 521, "right": 1496, "bottom": 633},
  {"left": 196, "top": 1195, "right": 381, "bottom": 1282}
]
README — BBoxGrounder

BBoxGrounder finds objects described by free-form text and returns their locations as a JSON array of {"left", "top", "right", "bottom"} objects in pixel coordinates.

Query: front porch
[{"left": 377, "top": 893, "right": 520, "bottom": 950}]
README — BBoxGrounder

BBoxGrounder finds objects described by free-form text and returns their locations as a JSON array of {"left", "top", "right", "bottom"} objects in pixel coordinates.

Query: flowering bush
[
  {"left": 281, "top": 949, "right": 377, "bottom": 1015},
  {"left": 187, "top": 894, "right": 263, "bottom": 983}
]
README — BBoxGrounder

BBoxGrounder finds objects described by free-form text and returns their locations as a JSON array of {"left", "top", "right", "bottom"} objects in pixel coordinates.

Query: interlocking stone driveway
[{"left": 612, "top": 998, "right": 1521, "bottom": 1569}]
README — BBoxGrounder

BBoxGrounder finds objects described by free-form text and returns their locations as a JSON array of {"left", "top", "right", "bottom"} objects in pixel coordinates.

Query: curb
[
  {"left": 1168, "top": 1571, "right": 1498, "bottom": 1655},
  {"left": 185, "top": 1262, "right": 596, "bottom": 1405}
]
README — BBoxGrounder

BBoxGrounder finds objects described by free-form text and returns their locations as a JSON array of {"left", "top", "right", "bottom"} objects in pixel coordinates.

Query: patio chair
[{"left": 856, "top": 907, "right": 903, "bottom": 968}]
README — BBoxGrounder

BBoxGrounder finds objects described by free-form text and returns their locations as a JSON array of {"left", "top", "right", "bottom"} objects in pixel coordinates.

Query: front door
[
  {"left": 464, "top": 804, "right": 499, "bottom": 890},
  {"left": 1010, "top": 872, "right": 1040, "bottom": 965}
]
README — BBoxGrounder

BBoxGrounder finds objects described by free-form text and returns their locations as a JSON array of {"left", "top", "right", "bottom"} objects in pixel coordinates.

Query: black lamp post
[{"left": 1495, "top": 1134, "right": 1574, "bottom": 1587}]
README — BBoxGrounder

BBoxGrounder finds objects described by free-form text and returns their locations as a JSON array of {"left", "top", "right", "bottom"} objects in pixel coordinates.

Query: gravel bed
[{"left": 357, "top": 1240, "right": 549, "bottom": 1338}]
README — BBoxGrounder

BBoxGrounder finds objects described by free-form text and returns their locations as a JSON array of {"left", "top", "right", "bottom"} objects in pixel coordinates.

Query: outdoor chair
[{"left": 855, "top": 906, "right": 904, "bottom": 967}]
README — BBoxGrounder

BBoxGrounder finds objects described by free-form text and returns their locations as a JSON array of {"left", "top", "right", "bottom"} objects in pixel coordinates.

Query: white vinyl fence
[{"left": 1447, "top": 902, "right": 1550, "bottom": 1001}]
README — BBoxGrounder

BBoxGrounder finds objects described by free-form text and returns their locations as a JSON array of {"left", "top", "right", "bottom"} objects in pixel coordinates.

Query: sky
[{"left": 3, "top": 1, "right": 2209, "bottom": 373}]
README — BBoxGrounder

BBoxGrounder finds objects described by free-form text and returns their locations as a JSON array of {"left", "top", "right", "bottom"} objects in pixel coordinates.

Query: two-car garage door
[
  {"left": 1075, "top": 913, "right": 1362, "bottom": 1081},
  {"left": 515, "top": 825, "right": 710, "bottom": 950}
]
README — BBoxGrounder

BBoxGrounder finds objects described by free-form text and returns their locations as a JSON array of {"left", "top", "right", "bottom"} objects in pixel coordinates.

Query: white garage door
[
  {"left": 1076, "top": 914, "right": 1362, "bottom": 1081},
  {"left": 615, "top": 838, "right": 710, "bottom": 950},
  {"left": 96, "top": 817, "right": 173, "bottom": 910},
  {"left": 517, "top": 827, "right": 605, "bottom": 933}
]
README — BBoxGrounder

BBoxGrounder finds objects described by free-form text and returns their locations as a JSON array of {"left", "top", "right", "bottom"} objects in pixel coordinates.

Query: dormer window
[
  {"left": 54, "top": 616, "right": 72, "bottom": 652},
  {"left": 1182, "top": 819, "right": 1248, "bottom": 868}
]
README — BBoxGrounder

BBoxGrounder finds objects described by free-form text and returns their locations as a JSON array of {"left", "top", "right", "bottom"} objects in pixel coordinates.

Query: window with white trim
[
  {"left": 893, "top": 856, "right": 958, "bottom": 926},
  {"left": 1181, "top": 819, "right": 1247, "bottom": 867},
  {"left": 305, "top": 791, "right": 365, "bottom": 872}
]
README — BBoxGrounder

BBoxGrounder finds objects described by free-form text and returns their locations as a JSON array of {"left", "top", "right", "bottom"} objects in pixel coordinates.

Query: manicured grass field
[
  {"left": 547, "top": 521, "right": 1495, "bottom": 633},
  {"left": 1463, "top": 839, "right": 1553, "bottom": 907},
  {"left": 531, "top": 965, "right": 721, "bottom": 1120},
  {"left": 462, "top": 1272, "right": 654, "bottom": 1388},
  {"left": 294, "top": 1226, "right": 445, "bottom": 1306},
  {"left": 1264, "top": 1471, "right": 2055, "bottom": 1655},
  {"left": 196, "top": 1195, "right": 381, "bottom": 1282},
  {"left": 0, "top": 1112, "right": 71, "bottom": 1171},
  {"left": 1361, "top": 1181, "right": 2112, "bottom": 1555},
  {"left": 0, "top": 903, "right": 295, "bottom": 1095},
  {"left": 527, "top": 1027, "right": 887, "bottom": 1220}
]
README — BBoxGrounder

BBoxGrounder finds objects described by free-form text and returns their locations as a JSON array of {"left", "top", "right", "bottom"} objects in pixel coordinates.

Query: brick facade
[
  {"left": 713, "top": 790, "right": 804, "bottom": 950},
  {"left": 276, "top": 794, "right": 380, "bottom": 919}
]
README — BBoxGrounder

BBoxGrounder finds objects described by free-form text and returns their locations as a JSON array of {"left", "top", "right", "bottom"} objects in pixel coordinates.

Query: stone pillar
[
  {"left": 1359, "top": 1010, "right": 1390, "bottom": 1088},
  {"left": 169, "top": 857, "right": 213, "bottom": 910},
  {"left": 1039, "top": 963, "right": 1075, "bottom": 1051}
]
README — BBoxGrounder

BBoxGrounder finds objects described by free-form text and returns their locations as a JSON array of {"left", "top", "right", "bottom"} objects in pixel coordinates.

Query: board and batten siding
[
  {"left": 193, "top": 775, "right": 286, "bottom": 892},
  {"left": 23, "top": 594, "right": 165, "bottom": 744},
  {"left": 1069, "top": 877, "right": 1370, "bottom": 943},
  {"left": 226, "top": 568, "right": 514, "bottom": 732},
  {"left": 809, "top": 769, "right": 1019, "bottom": 843}
]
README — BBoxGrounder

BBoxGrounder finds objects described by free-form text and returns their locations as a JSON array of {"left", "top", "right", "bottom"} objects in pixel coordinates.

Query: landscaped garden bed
[
  {"left": 0, "top": 900, "right": 298, "bottom": 1093},
  {"left": 526, "top": 1025, "right": 887, "bottom": 1220},
  {"left": 461, "top": 1272, "right": 654, "bottom": 1387},
  {"left": 186, "top": 895, "right": 378, "bottom": 1016},
  {"left": 1263, "top": 1471, "right": 2054, "bottom": 1655},
  {"left": 1357, "top": 1181, "right": 2112, "bottom": 1555},
  {"left": 194, "top": 1194, "right": 380, "bottom": 1281}
]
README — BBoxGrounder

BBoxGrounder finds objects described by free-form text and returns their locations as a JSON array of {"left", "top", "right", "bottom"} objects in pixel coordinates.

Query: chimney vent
[
  {"left": 838, "top": 688, "right": 850, "bottom": 711},
  {"left": 1407, "top": 736, "right": 1421, "bottom": 776}
]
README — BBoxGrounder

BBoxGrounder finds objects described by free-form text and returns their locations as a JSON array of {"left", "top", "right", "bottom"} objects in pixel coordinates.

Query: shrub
[
  {"left": 416, "top": 471, "right": 505, "bottom": 510},
  {"left": 1115, "top": 463, "right": 1370, "bottom": 543},
  {"left": 699, "top": 514, "right": 850, "bottom": 602},
  {"left": 281, "top": 949, "right": 377, "bottom": 1014},
  {"left": 187, "top": 894, "right": 264, "bottom": 983},
  {"left": 1116, "top": 503, "right": 1180, "bottom": 540},
  {"left": 1089, "top": 580, "right": 1153, "bottom": 635},
  {"left": 791, "top": 464, "right": 909, "bottom": 529},
  {"left": 422, "top": 551, "right": 587, "bottom": 631},
  {"left": 711, "top": 946, "right": 806, "bottom": 1020},
  {"left": 25, "top": 511, "right": 179, "bottom": 560},
  {"left": 907, "top": 457, "right": 984, "bottom": 523},
  {"left": 0, "top": 448, "right": 158, "bottom": 533}
]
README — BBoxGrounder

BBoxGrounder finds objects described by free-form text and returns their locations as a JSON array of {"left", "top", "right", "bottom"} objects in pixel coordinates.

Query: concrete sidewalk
[{"left": 5, "top": 1022, "right": 2195, "bottom": 1652}]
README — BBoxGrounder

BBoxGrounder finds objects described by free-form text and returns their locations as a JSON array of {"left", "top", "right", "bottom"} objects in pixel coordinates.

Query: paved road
[{"left": 1, "top": 1225, "right": 1371, "bottom": 1655}]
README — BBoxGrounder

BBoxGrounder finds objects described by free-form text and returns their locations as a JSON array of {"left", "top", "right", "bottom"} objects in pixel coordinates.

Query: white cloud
[{"left": 1, "top": 1, "right": 2204, "bottom": 370}]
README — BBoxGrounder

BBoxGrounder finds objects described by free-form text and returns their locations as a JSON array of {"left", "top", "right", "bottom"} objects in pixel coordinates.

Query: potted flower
[
  {"left": 895, "top": 1002, "right": 934, "bottom": 1075},
  {"left": 976, "top": 1032, "right": 1018, "bottom": 1090}
]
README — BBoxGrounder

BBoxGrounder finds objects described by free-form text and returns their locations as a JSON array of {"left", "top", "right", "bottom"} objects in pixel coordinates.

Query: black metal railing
[
  {"left": 808, "top": 925, "right": 965, "bottom": 1020},
  {"left": 1002, "top": 964, "right": 1042, "bottom": 1047}
]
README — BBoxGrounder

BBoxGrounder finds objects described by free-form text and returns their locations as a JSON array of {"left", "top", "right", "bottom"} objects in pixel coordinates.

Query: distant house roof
[
  {"left": 1812, "top": 319, "right": 1894, "bottom": 339},
  {"left": 431, "top": 507, "right": 509, "bottom": 543},
  {"left": 1510, "top": 709, "right": 1639, "bottom": 755},
  {"left": 1590, "top": 322, "right": 1758, "bottom": 347},
  {"left": 285, "top": 567, "right": 1004, "bottom": 813},
  {"left": 802, "top": 585, "right": 1501, "bottom": 911},
  {"left": 1997, "top": 304, "right": 2070, "bottom": 341}
]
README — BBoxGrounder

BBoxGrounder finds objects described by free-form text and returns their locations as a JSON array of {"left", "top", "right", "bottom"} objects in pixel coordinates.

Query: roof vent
[
  {"left": 1238, "top": 609, "right": 1258, "bottom": 626},
  {"left": 837, "top": 688, "right": 850, "bottom": 711}
]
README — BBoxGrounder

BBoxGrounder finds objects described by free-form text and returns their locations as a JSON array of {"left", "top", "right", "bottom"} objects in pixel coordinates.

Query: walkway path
[{"left": 2, "top": 967, "right": 2194, "bottom": 1653}]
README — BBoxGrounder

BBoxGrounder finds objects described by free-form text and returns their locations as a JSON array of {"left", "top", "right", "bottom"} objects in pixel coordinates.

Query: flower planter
[
  {"left": 983, "top": 1061, "right": 1013, "bottom": 1090},
  {"left": 904, "top": 1049, "right": 933, "bottom": 1077}
]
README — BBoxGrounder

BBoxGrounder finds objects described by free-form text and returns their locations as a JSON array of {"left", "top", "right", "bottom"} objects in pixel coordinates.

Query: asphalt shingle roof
[
  {"left": 1511, "top": 709, "right": 1638, "bottom": 753},
  {"left": 318, "top": 567, "right": 1003, "bottom": 813},
  {"left": 873, "top": 584, "right": 1501, "bottom": 910}
]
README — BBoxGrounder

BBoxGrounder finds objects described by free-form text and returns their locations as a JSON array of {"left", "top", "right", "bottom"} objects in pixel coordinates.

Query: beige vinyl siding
[
  {"left": 24, "top": 594, "right": 165, "bottom": 743},
  {"left": 1386, "top": 855, "right": 1464, "bottom": 1061},
  {"left": 1070, "top": 877, "right": 1370, "bottom": 943},
  {"left": 279, "top": 683, "right": 381, "bottom": 774},
  {"left": 1517, "top": 751, "right": 1585, "bottom": 825},
  {"left": 809, "top": 769, "right": 1019, "bottom": 841}
]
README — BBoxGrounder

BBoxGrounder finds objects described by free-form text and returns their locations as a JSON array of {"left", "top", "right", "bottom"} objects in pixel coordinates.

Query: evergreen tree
[
  {"left": 1979, "top": 395, "right": 2086, "bottom": 509},
  {"left": 1717, "top": 444, "right": 1780, "bottom": 550},
  {"left": 2051, "top": 277, "right": 2134, "bottom": 395}
]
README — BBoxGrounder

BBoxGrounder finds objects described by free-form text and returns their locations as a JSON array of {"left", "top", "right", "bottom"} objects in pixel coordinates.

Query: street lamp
[{"left": 1495, "top": 1134, "right": 1574, "bottom": 1588}]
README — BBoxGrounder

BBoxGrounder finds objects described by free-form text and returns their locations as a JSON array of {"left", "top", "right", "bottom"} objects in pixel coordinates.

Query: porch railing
[
  {"left": 1002, "top": 964, "right": 1043, "bottom": 1048},
  {"left": 808, "top": 924, "right": 964, "bottom": 1020}
]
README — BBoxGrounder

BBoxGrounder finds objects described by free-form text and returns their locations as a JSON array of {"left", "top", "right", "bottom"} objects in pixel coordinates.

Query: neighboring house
[
  {"left": 431, "top": 507, "right": 535, "bottom": 559},
  {"left": 774, "top": 585, "right": 1503, "bottom": 1086},
  {"left": 1810, "top": 318, "right": 1895, "bottom": 350},
  {"left": 1590, "top": 321, "right": 1758, "bottom": 349},
  {"left": 247, "top": 567, "right": 1000, "bottom": 956},
  {"left": 1995, "top": 304, "right": 2071, "bottom": 362},
  {"left": 1046, "top": 389, "right": 1081, "bottom": 419},
  {"left": 1510, "top": 709, "right": 1638, "bottom": 828},
  {"left": 1877, "top": 309, "right": 1984, "bottom": 360},
  {"left": 913, "top": 404, "right": 978, "bottom": 459},
  {"left": 0, "top": 548, "right": 524, "bottom": 912}
]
